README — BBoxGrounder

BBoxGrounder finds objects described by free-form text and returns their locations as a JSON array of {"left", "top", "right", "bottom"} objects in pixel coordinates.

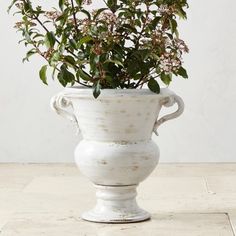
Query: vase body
[{"left": 51, "top": 88, "right": 184, "bottom": 223}]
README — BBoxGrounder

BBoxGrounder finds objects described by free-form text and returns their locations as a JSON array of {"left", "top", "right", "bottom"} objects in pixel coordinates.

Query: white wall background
[{"left": 0, "top": 0, "right": 236, "bottom": 163}]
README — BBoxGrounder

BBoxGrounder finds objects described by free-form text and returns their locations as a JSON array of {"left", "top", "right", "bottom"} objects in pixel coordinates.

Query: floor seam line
[
  {"left": 226, "top": 213, "right": 235, "bottom": 236},
  {"left": 203, "top": 176, "right": 216, "bottom": 195}
]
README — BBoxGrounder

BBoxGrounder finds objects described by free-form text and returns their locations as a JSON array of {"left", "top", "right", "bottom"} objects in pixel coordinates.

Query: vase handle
[
  {"left": 153, "top": 89, "right": 184, "bottom": 136},
  {"left": 50, "top": 92, "right": 80, "bottom": 134}
]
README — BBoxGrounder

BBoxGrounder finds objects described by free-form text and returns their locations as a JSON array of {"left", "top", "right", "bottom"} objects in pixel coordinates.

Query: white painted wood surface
[{"left": 0, "top": 164, "right": 236, "bottom": 235}]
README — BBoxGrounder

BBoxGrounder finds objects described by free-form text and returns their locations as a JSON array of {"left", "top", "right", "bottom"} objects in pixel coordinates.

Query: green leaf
[
  {"left": 105, "top": 76, "right": 120, "bottom": 88},
  {"left": 148, "top": 78, "right": 160, "bottom": 94},
  {"left": 135, "top": 19, "right": 142, "bottom": 28},
  {"left": 93, "top": 8, "right": 108, "bottom": 20},
  {"left": 133, "top": 49, "right": 150, "bottom": 61},
  {"left": 58, "top": 64, "right": 75, "bottom": 87},
  {"left": 23, "top": 49, "right": 37, "bottom": 63},
  {"left": 89, "top": 53, "right": 100, "bottom": 72},
  {"left": 56, "top": 9, "right": 69, "bottom": 23},
  {"left": 49, "top": 51, "right": 60, "bottom": 66},
  {"left": 104, "top": 59, "right": 124, "bottom": 67},
  {"left": 150, "top": 16, "right": 161, "bottom": 30},
  {"left": 23, "top": 1, "right": 32, "bottom": 13},
  {"left": 127, "top": 60, "right": 141, "bottom": 76},
  {"left": 93, "top": 81, "right": 101, "bottom": 99},
  {"left": 52, "top": 66, "right": 57, "bottom": 80},
  {"left": 45, "top": 31, "right": 56, "bottom": 48},
  {"left": 121, "top": 24, "right": 137, "bottom": 33},
  {"left": 7, "top": 0, "right": 18, "bottom": 13},
  {"left": 75, "top": 0, "right": 83, "bottom": 6},
  {"left": 59, "top": 0, "right": 65, "bottom": 11},
  {"left": 160, "top": 73, "right": 172, "bottom": 85},
  {"left": 39, "top": 65, "right": 48, "bottom": 85},
  {"left": 58, "top": 73, "right": 67, "bottom": 87},
  {"left": 105, "top": 62, "right": 121, "bottom": 78},
  {"left": 69, "top": 39, "right": 77, "bottom": 50},
  {"left": 113, "top": 43, "right": 124, "bottom": 57},
  {"left": 64, "top": 55, "right": 76, "bottom": 66},
  {"left": 78, "top": 36, "right": 93, "bottom": 48},
  {"left": 76, "top": 68, "right": 91, "bottom": 81},
  {"left": 81, "top": 9, "right": 91, "bottom": 20},
  {"left": 107, "top": 0, "right": 118, "bottom": 12},
  {"left": 169, "top": 19, "right": 177, "bottom": 34},
  {"left": 177, "top": 8, "right": 187, "bottom": 19},
  {"left": 178, "top": 67, "right": 188, "bottom": 79}
]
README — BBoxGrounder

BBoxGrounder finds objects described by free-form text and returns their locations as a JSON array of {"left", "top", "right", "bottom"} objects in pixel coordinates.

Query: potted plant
[{"left": 9, "top": 0, "right": 189, "bottom": 223}]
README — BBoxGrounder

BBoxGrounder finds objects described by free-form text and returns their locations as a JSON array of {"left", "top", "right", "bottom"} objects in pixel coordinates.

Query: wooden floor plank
[{"left": 0, "top": 164, "right": 236, "bottom": 235}]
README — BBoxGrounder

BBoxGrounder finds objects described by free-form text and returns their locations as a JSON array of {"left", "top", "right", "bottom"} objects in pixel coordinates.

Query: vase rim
[{"left": 64, "top": 86, "right": 171, "bottom": 98}]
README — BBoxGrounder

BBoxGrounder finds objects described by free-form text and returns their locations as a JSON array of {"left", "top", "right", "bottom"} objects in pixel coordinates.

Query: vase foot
[{"left": 81, "top": 185, "right": 150, "bottom": 223}]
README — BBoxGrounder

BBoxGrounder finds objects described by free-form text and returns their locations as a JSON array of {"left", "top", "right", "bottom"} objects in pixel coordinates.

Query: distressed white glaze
[
  {"left": 82, "top": 185, "right": 151, "bottom": 223},
  {"left": 51, "top": 88, "right": 184, "bottom": 223}
]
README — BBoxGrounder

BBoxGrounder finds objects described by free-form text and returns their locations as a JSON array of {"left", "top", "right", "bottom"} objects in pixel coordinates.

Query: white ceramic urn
[{"left": 51, "top": 87, "right": 184, "bottom": 223}]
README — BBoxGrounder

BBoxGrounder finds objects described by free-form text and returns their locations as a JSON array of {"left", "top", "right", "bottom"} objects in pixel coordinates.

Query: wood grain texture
[{"left": 0, "top": 164, "right": 236, "bottom": 235}]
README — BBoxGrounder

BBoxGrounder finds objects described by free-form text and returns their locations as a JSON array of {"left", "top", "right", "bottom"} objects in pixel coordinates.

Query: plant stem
[
  {"left": 70, "top": 0, "right": 79, "bottom": 35},
  {"left": 21, "top": 0, "right": 79, "bottom": 60},
  {"left": 102, "top": 0, "right": 109, "bottom": 8},
  {"left": 30, "top": 14, "right": 93, "bottom": 82},
  {"left": 134, "top": 77, "right": 144, "bottom": 88},
  {"left": 27, "top": 36, "right": 91, "bottom": 88},
  {"left": 135, "top": 1, "right": 150, "bottom": 50}
]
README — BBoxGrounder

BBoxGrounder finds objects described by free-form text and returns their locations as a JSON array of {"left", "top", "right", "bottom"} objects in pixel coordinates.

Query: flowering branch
[{"left": 9, "top": 0, "right": 189, "bottom": 98}]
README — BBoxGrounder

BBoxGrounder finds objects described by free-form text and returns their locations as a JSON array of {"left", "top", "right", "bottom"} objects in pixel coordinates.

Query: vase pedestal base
[{"left": 81, "top": 185, "right": 150, "bottom": 223}]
